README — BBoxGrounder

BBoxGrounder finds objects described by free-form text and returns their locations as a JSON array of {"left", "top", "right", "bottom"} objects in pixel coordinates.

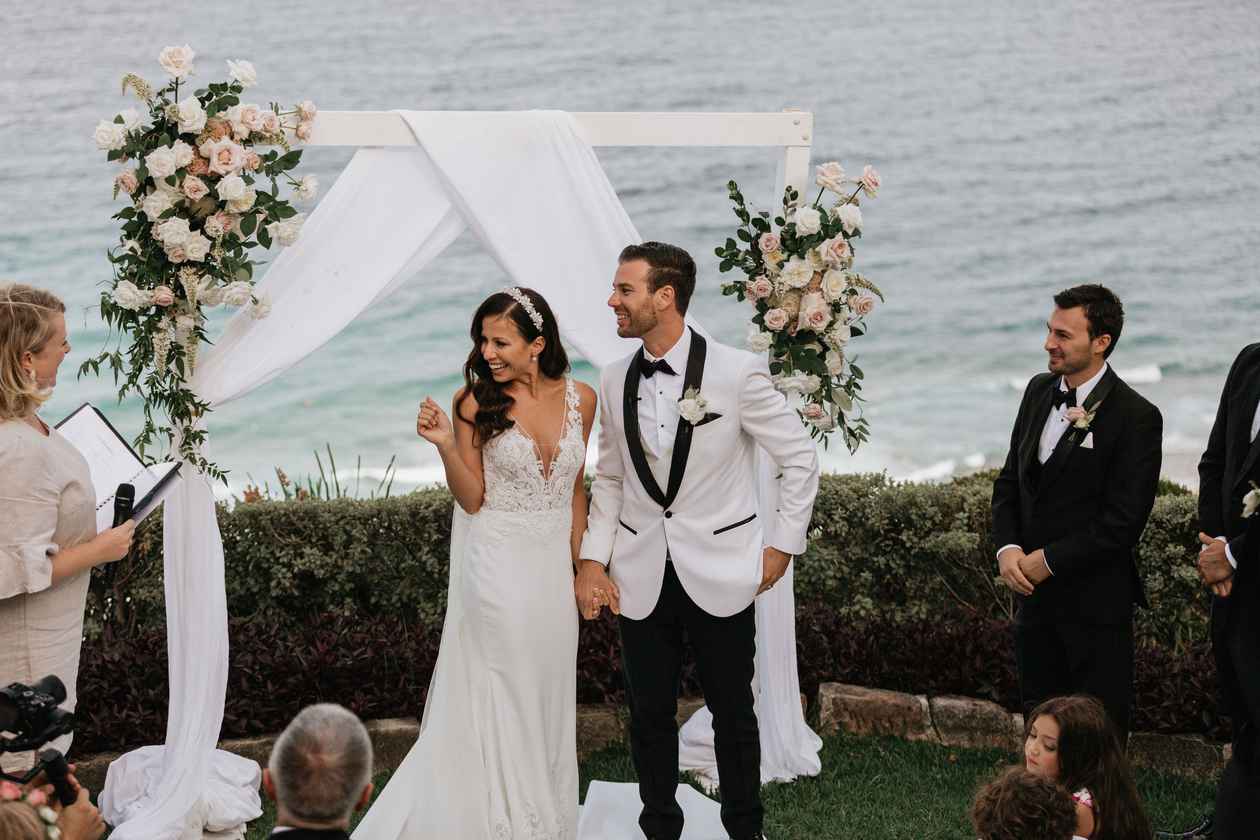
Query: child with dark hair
[
  {"left": 1023, "top": 696, "right": 1152, "bottom": 840},
  {"left": 972, "top": 767, "right": 1079, "bottom": 840}
]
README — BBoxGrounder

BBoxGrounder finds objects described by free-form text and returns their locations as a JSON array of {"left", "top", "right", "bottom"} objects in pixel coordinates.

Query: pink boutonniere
[{"left": 1065, "top": 401, "right": 1102, "bottom": 431}]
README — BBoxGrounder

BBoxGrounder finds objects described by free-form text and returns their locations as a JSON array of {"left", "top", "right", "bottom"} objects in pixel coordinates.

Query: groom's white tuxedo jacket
[{"left": 580, "top": 327, "right": 820, "bottom": 620}]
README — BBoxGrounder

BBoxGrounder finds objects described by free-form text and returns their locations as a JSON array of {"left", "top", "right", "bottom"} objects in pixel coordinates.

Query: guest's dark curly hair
[
  {"left": 1025, "top": 695, "right": 1152, "bottom": 840},
  {"left": 456, "top": 288, "right": 568, "bottom": 447},
  {"left": 971, "top": 767, "right": 1076, "bottom": 840}
]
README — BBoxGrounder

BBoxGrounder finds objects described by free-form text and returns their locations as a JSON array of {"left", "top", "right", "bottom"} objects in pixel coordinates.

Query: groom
[{"left": 577, "top": 241, "right": 820, "bottom": 840}]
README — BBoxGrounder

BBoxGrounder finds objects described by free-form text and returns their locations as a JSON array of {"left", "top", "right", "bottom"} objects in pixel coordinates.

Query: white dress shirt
[
  {"left": 637, "top": 328, "right": 691, "bottom": 460},
  {"left": 1218, "top": 397, "right": 1260, "bottom": 569},
  {"left": 997, "top": 363, "right": 1109, "bottom": 574}
]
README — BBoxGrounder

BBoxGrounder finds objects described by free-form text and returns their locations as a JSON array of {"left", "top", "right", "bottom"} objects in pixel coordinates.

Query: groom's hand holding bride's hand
[
  {"left": 416, "top": 396, "right": 456, "bottom": 452},
  {"left": 575, "top": 559, "right": 620, "bottom": 619},
  {"left": 757, "top": 547, "right": 792, "bottom": 595}
]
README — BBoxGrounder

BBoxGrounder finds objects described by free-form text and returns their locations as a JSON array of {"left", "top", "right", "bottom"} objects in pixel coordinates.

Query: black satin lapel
[
  {"left": 1039, "top": 367, "right": 1116, "bottom": 492},
  {"left": 1233, "top": 367, "right": 1260, "bottom": 491},
  {"left": 1020, "top": 377, "right": 1054, "bottom": 477},
  {"left": 663, "top": 330, "right": 707, "bottom": 509},
  {"left": 623, "top": 350, "right": 667, "bottom": 507}
]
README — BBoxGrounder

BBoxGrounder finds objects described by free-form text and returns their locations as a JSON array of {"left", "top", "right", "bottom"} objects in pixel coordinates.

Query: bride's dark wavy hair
[{"left": 457, "top": 288, "right": 568, "bottom": 447}]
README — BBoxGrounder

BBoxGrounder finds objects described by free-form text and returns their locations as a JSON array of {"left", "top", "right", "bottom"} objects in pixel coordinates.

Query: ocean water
[{"left": 2, "top": 0, "right": 1257, "bottom": 495}]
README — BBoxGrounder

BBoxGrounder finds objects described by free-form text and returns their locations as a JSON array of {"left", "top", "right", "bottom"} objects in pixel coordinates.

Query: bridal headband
[{"left": 502, "top": 287, "right": 544, "bottom": 332}]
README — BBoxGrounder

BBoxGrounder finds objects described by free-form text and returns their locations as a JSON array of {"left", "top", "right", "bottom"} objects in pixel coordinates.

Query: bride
[{"left": 352, "top": 286, "right": 601, "bottom": 839}]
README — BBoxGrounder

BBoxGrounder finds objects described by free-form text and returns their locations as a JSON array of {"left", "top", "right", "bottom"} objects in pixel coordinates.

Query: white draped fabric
[{"left": 98, "top": 111, "right": 819, "bottom": 839}]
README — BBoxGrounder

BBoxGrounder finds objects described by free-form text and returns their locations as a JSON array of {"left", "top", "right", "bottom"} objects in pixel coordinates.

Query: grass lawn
[{"left": 240, "top": 733, "right": 1215, "bottom": 839}]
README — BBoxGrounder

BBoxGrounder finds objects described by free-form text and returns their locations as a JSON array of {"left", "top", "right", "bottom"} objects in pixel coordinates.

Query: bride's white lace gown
[{"left": 353, "top": 379, "right": 583, "bottom": 839}]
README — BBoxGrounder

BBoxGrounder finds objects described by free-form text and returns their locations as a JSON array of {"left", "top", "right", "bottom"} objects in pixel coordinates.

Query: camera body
[{"left": 1, "top": 675, "right": 77, "bottom": 805}]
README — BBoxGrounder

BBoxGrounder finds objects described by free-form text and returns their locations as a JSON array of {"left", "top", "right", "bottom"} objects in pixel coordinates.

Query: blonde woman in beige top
[{"left": 0, "top": 284, "right": 134, "bottom": 773}]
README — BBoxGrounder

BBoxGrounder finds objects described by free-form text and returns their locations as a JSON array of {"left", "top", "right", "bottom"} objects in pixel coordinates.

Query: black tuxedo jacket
[
  {"left": 1198, "top": 343, "right": 1260, "bottom": 717},
  {"left": 268, "top": 829, "right": 350, "bottom": 840},
  {"left": 992, "top": 366, "right": 1163, "bottom": 625}
]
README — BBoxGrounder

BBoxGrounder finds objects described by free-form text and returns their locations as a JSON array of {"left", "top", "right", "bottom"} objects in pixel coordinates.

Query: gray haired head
[{"left": 268, "top": 703, "right": 373, "bottom": 825}]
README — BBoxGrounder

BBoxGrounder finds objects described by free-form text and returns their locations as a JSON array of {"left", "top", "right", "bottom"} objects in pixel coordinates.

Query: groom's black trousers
[{"left": 618, "top": 561, "right": 762, "bottom": 840}]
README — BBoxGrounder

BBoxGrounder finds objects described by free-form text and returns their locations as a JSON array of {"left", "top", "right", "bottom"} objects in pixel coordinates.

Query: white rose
[
  {"left": 216, "top": 173, "right": 246, "bottom": 201},
  {"left": 296, "top": 175, "right": 319, "bottom": 202},
  {"left": 773, "top": 373, "right": 806, "bottom": 394},
  {"left": 747, "top": 328, "right": 774, "bottom": 353},
  {"left": 827, "top": 323, "right": 852, "bottom": 348},
  {"left": 158, "top": 45, "right": 196, "bottom": 79},
  {"left": 141, "top": 189, "right": 176, "bottom": 220},
  {"left": 249, "top": 293, "right": 272, "bottom": 319},
  {"left": 815, "top": 161, "right": 846, "bottom": 193},
  {"left": 93, "top": 120, "right": 127, "bottom": 151},
  {"left": 145, "top": 146, "right": 178, "bottom": 179},
  {"left": 821, "top": 269, "right": 849, "bottom": 302},
  {"left": 110, "top": 280, "right": 152, "bottom": 311},
  {"left": 118, "top": 107, "right": 143, "bottom": 133},
  {"left": 780, "top": 256, "right": 814, "bottom": 289},
  {"left": 221, "top": 281, "right": 253, "bottom": 307},
  {"left": 825, "top": 349, "right": 846, "bottom": 375},
  {"left": 227, "top": 187, "right": 257, "bottom": 213},
  {"left": 849, "top": 292, "right": 877, "bottom": 318},
  {"left": 800, "top": 374, "right": 822, "bottom": 394},
  {"left": 270, "top": 213, "right": 306, "bottom": 246},
  {"left": 176, "top": 97, "right": 207, "bottom": 134},
  {"left": 163, "top": 241, "right": 187, "bottom": 263},
  {"left": 677, "top": 398, "right": 703, "bottom": 424},
  {"left": 153, "top": 216, "right": 191, "bottom": 246},
  {"left": 832, "top": 203, "right": 862, "bottom": 234},
  {"left": 793, "top": 206, "right": 822, "bottom": 236},
  {"left": 170, "top": 140, "right": 194, "bottom": 169},
  {"left": 183, "top": 232, "right": 211, "bottom": 262},
  {"left": 226, "top": 59, "right": 257, "bottom": 88},
  {"left": 1243, "top": 486, "right": 1259, "bottom": 519}
]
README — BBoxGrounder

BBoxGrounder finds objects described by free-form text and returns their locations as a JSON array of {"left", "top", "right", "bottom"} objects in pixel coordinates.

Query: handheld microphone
[{"left": 109, "top": 483, "right": 135, "bottom": 577}]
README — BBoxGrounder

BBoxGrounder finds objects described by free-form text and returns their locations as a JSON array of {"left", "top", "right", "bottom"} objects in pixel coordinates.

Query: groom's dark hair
[
  {"left": 1054, "top": 284, "right": 1124, "bottom": 358},
  {"left": 619, "top": 241, "right": 696, "bottom": 315}
]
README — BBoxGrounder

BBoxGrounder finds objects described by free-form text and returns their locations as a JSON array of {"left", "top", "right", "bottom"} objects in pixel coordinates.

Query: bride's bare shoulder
[{"left": 452, "top": 387, "right": 479, "bottom": 424}]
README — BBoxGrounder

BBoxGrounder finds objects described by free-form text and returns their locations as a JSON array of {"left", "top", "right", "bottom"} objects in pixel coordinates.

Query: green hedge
[{"left": 95, "top": 471, "right": 1207, "bottom": 652}]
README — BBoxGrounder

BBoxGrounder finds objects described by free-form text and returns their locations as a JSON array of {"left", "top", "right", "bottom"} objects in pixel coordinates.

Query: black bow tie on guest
[
  {"left": 641, "top": 358, "right": 677, "bottom": 378},
  {"left": 1051, "top": 387, "right": 1078, "bottom": 409}
]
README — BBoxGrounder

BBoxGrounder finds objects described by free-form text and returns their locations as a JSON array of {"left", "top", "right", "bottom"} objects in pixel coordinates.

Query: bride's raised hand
[{"left": 416, "top": 396, "right": 455, "bottom": 451}]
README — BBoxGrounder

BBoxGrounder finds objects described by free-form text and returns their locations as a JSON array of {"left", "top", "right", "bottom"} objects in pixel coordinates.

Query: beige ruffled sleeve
[{"left": 0, "top": 427, "right": 62, "bottom": 598}]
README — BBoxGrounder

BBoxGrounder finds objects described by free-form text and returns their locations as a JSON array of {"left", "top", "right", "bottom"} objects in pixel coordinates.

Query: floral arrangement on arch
[
  {"left": 715, "top": 162, "right": 884, "bottom": 450},
  {"left": 87, "top": 45, "right": 318, "bottom": 480}
]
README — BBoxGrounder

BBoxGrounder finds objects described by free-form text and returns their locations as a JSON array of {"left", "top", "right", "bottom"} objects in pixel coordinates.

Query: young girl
[{"left": 1022, "top": 695, "right": 1153, "bottom": 840}]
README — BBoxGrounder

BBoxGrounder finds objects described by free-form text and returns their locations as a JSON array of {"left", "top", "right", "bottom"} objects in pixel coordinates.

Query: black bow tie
[
  {"left": 641, "top": 358, "right": 677, "bottom": 378},
  {"left": 1051, "top": 387, "right": 1078, "bottom": 410}
]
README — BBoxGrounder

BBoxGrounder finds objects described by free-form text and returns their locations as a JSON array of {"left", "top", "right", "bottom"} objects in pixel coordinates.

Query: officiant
[{"left": 0, "top": 283, "right": 134, "bottom": 773}]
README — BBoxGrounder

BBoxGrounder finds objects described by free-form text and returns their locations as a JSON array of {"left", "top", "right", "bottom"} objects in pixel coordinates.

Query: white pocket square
[{"left": 1081, "top": 432, "right": 1094, "bottom": 449}]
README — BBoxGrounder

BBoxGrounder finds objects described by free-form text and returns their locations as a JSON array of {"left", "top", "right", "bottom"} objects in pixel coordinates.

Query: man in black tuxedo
[
  {"left": 1196, "top": 342, "right": 1260, "bottom": 839},
  {"left": 992, "top": 284, "right": 1162, "bottom": 742},
  {"left": 262, "top": 703, "right": 374, "bottom": 840}
]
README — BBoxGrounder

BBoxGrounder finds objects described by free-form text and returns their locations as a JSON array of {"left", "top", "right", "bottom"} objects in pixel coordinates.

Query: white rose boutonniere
[
  {"left": 677, "top": 387, "right": 721, "bottom": 427},
  {"left": 1243, "top": 481, "right": 1260, "bottom": 519}
]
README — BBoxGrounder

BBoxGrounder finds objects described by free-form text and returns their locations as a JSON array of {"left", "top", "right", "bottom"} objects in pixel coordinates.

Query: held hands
[
  {"left": 575, "top": 559, "right": 620, "bottom": 620},
  {"left": 999, "top": 547, "right": 1034, "bottom": 595},
  {"left": 758, "top": 547, "right": 792, "bottom": 595},
  {"left": 416, "top": 397, "right": 455, "bottom": 452},
  {"left": 1197, "top": 532, "right": 1234, "bottom": 598}
]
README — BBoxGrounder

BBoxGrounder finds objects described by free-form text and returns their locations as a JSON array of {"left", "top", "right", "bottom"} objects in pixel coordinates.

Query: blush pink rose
[
  {"left": 747, "top": 276, "right": 774, "bottom": 300},
  {"left": 260, "top": 112, "right": 280, "bottom": 134},
  {"left": 245, "top": 151, "right": 262, "bottom": 171},
  {"left": 1065, "top": 407, "right": 1087, "bottom": 423},
  {"left": 860, "top": 164, "right": 881, "bottom": 197},
  {"left": 114, "top": 169, "right": 139, "bottom": 195},
  {"left": 758, "top": 232, "right": 781, "bottom": 254},
  {"left": 802, "top": 403, "right": 825, "bottom": 420},
  {"left": 152, "top": 285, "right": 176, "bottom": 307},
  {"left": 181, "top": 175, "right": 209, "bottom": 202},
  {"left": 187, "top": 156, "right": 209, "bottom": 176},
  {"left": 200, "top": 138, "right": 246, "bottom": 176},
  {"left": 797, "top": 291, "right": 832, "bottom": 333},
  {"left": 295, "top": 121, "right": 313, "bottom": 141},
  {"left": 297, "top": 100, "right": 318, "bottom": 121},
  {"left": 164, "top": 242, "right": 188, "bottom": 263},
  {"left": 848, "top": 292, "right": 877, "bottom": 317},
  {"left": 821, "top": 234, "right": 853, "bottom": 267},
  {"left": 763, "top": 308, "right": 789, "bottom": 331},
  {"left": 24, "top": 789, "right": 46, "bottom": 807}
]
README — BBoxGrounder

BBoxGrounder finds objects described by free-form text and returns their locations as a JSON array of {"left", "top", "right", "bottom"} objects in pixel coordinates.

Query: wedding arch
[{"left": 99, "top": 108, "right": 822, "bottom": 839}]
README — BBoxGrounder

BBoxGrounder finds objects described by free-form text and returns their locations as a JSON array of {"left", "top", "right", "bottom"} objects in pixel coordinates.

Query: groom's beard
[{"left": 616, "top": 306, "right": 657, "bottom": 339}]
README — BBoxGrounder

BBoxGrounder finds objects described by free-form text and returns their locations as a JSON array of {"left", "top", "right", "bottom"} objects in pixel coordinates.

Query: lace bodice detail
[{"left": 482, "top": 378, "right": 585, "bottom": 513}]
